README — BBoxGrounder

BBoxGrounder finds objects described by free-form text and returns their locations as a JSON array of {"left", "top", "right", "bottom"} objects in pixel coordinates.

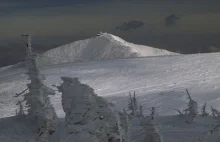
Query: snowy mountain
[{"left": 36, "top": 33, "right": 178, "bottom": 66}]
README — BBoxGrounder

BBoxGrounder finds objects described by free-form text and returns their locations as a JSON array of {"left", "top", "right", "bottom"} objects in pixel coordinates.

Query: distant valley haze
[{"left": 1, "top": 0, "right": 220, "bottom": 67}]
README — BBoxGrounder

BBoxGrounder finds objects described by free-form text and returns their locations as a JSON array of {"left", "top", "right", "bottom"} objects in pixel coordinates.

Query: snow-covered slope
[
  {"left": 1, "top": 52, "right": 220, "bottom": 118},
  {"left": 1, "top": 52, "right": 220, "bottom": 142},
  {"left": 37, "top": 33, "right": 178, "bottom": 66}
]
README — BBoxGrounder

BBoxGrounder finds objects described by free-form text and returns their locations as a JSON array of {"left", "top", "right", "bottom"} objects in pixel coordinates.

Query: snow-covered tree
[
  {"left": 123, "top": 111, "right": 132, "bottom": 142},
  {"left": 55, "top": 77, "right": 128, "bottom": 142},
  {"left": 201, "top": 103, "right": 209, "bottom": 117},
  {"left": 144, "top": 107, "right": 164, "bottom": 142},
  {"left": 22, "top": 35, "right": 57, "bottom": 142},
  {"left": 184, "top": 89, "right": 198, "bottom": 123},
  {"left": 211, "top": 106, "right": 220, "bottom": 117},
  {"left": 124, "top": 92, "right": 163, "bottom": 142},
  {"left": 127, "top": 91, "right": 143, "bottom": 117},
  {"left": 151, "top": 107, "right": 156, "bottom": 120},
  {"left": 139, "top": 105, "right": 144, "bottom": 118},
  {"left": 128, "top": 92, "right": 137, "bottom": 116},
  {"left": 16, "top": 101, "right": 25, "bottom": 117}
]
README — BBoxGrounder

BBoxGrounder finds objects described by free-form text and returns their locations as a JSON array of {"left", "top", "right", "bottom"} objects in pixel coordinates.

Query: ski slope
[
  {"left": 36, "top": 33, "right": 178, "bottom": 66},
  {"left": 1, "top": 52, "right": 220, "bottom": 141}
]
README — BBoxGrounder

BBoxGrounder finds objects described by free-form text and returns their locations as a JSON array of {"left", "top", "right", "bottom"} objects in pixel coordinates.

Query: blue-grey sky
[
  {"left": 1, "top": 0, "right": 220, "bottom": 66},
  {"left": 1, "top": 0, "right": 220, "bottom": 37}
]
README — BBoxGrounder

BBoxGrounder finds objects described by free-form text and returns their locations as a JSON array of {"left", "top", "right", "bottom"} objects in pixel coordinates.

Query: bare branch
[
  {"left": 186, "top": 89, "right": 192, "bottom": 100},
  {"left": 174, "top": 109, "right": 183, "bottom": 115},
  {"left": 14, "top": 87, "right": 29, "bottom": 98}
]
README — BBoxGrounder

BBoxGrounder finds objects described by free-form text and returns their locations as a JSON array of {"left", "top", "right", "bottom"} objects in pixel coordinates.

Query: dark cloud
[
  {"left": 116, "top": 20, "right": 145, "bottom": 31},
  {"left": 164, "top": 13, "right": 181, "bottom": 27}
]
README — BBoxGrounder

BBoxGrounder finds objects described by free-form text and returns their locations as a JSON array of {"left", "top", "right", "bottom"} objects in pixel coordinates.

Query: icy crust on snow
[{"left": 37, "top": 33, "right": 178, "bottom": 66}]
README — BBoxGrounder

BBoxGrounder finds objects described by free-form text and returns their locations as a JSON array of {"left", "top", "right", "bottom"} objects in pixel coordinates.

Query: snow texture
[{"left": 2, "top": 52, "right": 220, "bottom": 141}]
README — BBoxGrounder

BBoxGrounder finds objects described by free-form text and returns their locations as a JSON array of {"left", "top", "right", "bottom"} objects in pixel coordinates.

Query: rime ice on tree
[
  {"left": 127, "top": 91, "right": 144, "bottom": 117},
  {"left": 22, "top": 35, "right": 58, "bottom": 142},
  {"left": 201, "top": 103, "right": 209, "bottom": 117},
  {"left": 184, "top": 89, "right": 198, "bottom": 123},
  {"left": 144, "top": 107, "right": 164, "bottom": 142},
  {"left": 211, "top": 106, "right": 220, "bottom": 117},
  {"left": 124, "top": 92, "right": 163, "bottom": 142},
  {"left": 55, "top": 77, "right": 127, "bottom": 142}
]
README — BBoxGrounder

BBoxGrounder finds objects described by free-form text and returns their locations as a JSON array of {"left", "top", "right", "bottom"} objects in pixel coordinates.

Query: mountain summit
[{"left": 37, "top": 33, "right": 178, "bottom": 66}]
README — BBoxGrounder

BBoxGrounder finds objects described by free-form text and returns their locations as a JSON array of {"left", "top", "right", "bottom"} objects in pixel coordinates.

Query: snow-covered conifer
[
  {"left": 139, "top": 105, "right": 144, "bottom": 118},
  {"left": 22, "top": 35, "right": 57, "bottom": 142},
  {"left": 55, "top": 77, "right": 127, "bottom": 142},
  {"left": 144, "top": 107, "right": 164, "bottom": 142},
  {"left": 125, "top": 93, "right": 163, "bottom": 142},
  {"left": 17, "top": 101, "right": 25, "bottom": 116},
  {"left": 211, "top": 106, "right": 220, "bottom": 117},
  {"left": 124, "top": 112, "right": 131, "bottom": 142},
  {"left": 201, "top": 103, "right": 209, "bottom": 117},
  {"left": 128, "top": 92, "right": 135, "bottom": 116},
  {"left": 127, "top": 91, "right": 143, "bottom": 117},
  {"left": 151, "top": 107, "right": 156, "bottom": 120},
  {"left": 184, "top": 89, "right": 198, "bottom": 123},
  {"left": 133, "top": 91, "right": 138, "bottom": 111}
]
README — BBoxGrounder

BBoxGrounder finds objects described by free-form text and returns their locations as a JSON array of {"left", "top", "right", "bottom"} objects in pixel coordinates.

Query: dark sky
[{"left": 1, "top": 0, "right": 220, "bottom": 67}]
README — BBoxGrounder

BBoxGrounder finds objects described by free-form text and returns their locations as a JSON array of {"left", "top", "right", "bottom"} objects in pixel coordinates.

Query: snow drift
[{"left": 37, "top": 33, "right": 178, "bottom": 66}]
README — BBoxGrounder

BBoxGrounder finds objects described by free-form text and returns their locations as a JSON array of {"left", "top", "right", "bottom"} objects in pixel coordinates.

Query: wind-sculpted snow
[{"left": 37, "top": 33, "right": 178, "bottom": 66}]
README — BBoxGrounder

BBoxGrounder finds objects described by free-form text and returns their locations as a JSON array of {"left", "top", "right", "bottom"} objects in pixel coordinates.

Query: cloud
[
  {"left": 116, "top": 20, "right": 145, "bottom": 31},
  {"left": 1, "top": 1, "right": 220, "bottom": 38},
  {"left": 164, "top": 13, "right": 181, "bottom": 27}
]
